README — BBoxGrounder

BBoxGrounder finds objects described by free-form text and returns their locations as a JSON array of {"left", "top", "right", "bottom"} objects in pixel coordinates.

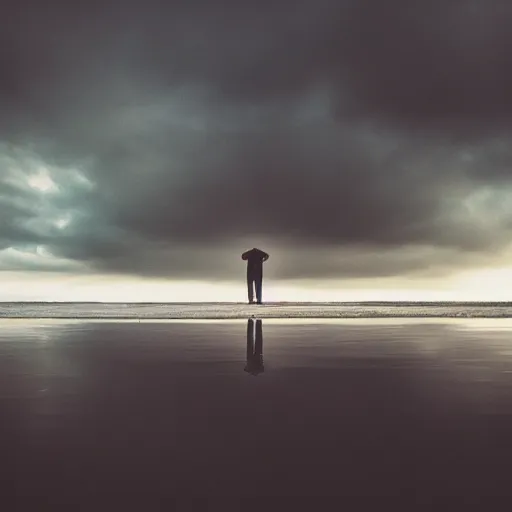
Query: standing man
[{"left": 241, "top": 247, "right": 269, "bottom": 304}]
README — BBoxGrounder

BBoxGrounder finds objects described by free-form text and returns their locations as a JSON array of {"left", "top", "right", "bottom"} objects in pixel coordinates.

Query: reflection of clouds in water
[
  {"left": 451, "top": 319, "right": 512, "bottom": 331},
  {"left": 261, "top": 322, "right": 512, "bottom": 414},
  {"left": 2, "top": 319, "right": 512, "bottom": 421},
  {"left": 0, "top": 321, "right": 85, "bottom": 426},
  {"left": 387, "top": 325, "right": 512, "bottom": 414},
  {"left": 0, "top": 320, "right": 80, "bottom": 338}
]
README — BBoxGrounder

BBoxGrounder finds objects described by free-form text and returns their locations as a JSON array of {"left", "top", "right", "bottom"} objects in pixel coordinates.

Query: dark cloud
[{"left": 2, "top": 0, "right": 512, "bottom": 281}]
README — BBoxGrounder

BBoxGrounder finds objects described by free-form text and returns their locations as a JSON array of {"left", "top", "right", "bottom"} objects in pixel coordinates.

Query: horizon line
[{"left": 3, "top": 300, "right": 512, "bottom": 305}]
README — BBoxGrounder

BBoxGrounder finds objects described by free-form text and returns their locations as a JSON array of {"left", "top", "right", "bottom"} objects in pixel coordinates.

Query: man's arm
[
  {"left": 261, "top": 250, "right": 269, "bottom": 262},
  {"left": 242, "top": 250, "right": 250, "bottom": 260}
]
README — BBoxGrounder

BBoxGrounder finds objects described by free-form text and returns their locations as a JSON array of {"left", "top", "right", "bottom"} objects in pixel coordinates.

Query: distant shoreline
[
  {"left": 3, "top": 301, "right": 512, "bottom": 306},
  {"left": 2, "top": 302, "right": 512, "bottom": 319}
]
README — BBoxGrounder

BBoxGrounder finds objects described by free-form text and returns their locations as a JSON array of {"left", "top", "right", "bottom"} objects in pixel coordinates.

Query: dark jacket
[{"left": 242, "top": 248, "right": 269, "bottom": 274}]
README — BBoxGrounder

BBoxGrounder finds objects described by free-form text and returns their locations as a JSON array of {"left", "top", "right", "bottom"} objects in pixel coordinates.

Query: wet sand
[
  {"left": 4, "top": 301, "right": 512, "bottom": 319},
  {"left": 2, "top": 318, "right": 512, "bottom": 509}
]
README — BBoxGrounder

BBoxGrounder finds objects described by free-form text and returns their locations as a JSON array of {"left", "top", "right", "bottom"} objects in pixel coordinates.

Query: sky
[{"left": 2, "top": 0, "right": 512, "bottom": 301}]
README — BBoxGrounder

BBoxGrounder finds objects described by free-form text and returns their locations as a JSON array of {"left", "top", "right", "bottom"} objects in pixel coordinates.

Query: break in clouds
[{"left": 2, "top": 0, "right": 512, "bottom": 282}]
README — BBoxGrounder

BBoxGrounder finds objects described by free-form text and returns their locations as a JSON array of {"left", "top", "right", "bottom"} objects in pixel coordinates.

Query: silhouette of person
[
  {"left": 241, "top": 247, "right": 269, "bottom": 304},
  {"left": 245, "top": 319, "right": 264, "bottom": 376}
]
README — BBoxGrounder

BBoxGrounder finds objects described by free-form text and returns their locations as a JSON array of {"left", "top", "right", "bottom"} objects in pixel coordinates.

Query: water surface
[{"left": 2, "top": 318, "right": 512, "bottom": 509}]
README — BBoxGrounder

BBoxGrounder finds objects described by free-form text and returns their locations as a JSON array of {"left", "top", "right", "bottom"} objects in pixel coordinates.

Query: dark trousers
[{"left": 247, "top": 271, "right": 263, "bottom": 303}]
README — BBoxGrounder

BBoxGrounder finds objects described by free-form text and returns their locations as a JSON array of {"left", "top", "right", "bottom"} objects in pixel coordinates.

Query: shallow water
[{"left": 2, "top": 319, "right": 512, "bottom": 509}]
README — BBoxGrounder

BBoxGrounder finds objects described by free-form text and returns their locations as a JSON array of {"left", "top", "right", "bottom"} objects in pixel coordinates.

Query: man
[{"left": 241, "top": 247, "right": 269, "bottom": 304}]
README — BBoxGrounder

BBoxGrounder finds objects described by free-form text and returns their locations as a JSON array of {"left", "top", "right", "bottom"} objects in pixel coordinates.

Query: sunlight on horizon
[{"left": 2, "top": 266, "right": 512, "bottom": 301}]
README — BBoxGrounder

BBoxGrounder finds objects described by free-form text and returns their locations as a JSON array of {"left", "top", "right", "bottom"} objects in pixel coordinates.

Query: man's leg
[
  {"left": 247, "top": 273, "right": 254, "bottom": 303},
  {"left": 255, "top": 273, "right": 263, "bottom": 304}
]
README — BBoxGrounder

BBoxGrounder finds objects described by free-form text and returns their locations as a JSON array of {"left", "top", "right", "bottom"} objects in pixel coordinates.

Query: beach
[
  {"left": 3, "top": 301, "right": 512, "bottom": 319},
  {"left": 3, "top": 318, "right": 512, "bottom": 509}
]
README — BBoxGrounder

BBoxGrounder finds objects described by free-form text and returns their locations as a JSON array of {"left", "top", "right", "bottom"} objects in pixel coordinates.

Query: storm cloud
[{"left": 2, "top": 0, "right": 512, "bottom": 282}]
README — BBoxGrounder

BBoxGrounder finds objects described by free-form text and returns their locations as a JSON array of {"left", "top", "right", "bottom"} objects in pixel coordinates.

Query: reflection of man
[
  {"left": 241, "top": 248, "right": 269, "bottom": 304},
  {"left": 245, "top": 319, "right": 264, "bottom": 376}
]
